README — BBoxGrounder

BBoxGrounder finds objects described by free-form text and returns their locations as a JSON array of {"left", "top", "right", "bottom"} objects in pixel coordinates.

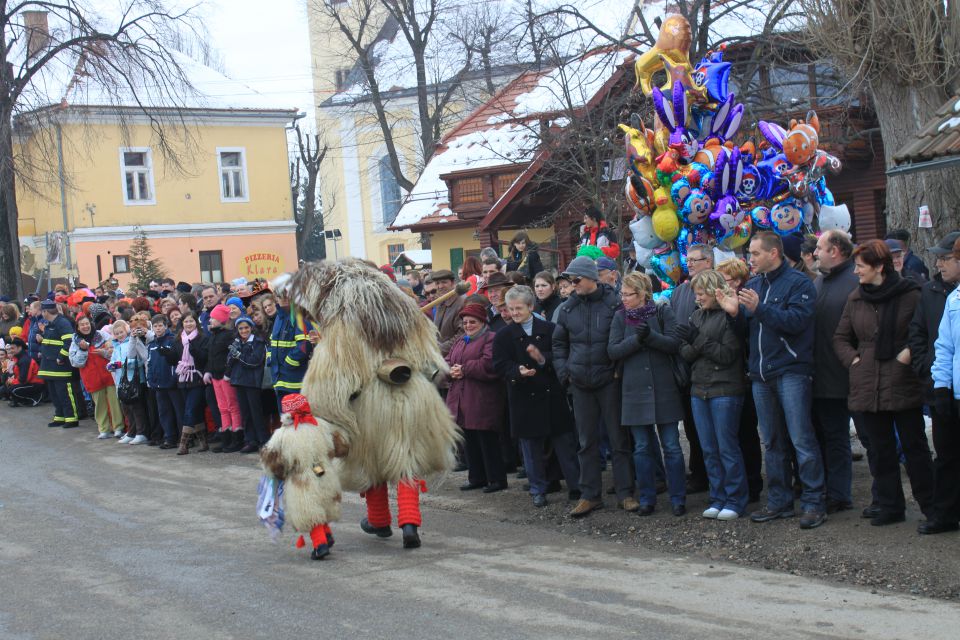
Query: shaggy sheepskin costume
[
  {"left": 282, "top": 259, "right": 461, "bottom": 544},
  {"left": 260, "top": 394, "right": 348, "bottom": 560}
]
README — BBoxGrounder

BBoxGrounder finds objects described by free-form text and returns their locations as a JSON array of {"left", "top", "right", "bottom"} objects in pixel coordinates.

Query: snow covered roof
[
  {"left": 17, "top": 43, "right": 295, "bottom": 118},
  {"left": 392, "top": 249, "right": 433, "bottom": 267},
  {"left": 392, "top": 46, "right": 633, "bottom": 229}
]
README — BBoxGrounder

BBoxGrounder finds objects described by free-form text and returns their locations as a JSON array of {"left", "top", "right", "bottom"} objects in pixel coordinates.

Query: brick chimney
[{"left": 23, "top": 10, "right": 50, "bottom": 59}]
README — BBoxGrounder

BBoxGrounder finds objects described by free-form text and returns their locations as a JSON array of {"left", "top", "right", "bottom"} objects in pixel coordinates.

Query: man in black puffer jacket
[
  {"left": 553, "top": 256, "right": 632, "bottom": 518},
  {"left": 909, "top": 231, "right": 960, "bottom": 535}
]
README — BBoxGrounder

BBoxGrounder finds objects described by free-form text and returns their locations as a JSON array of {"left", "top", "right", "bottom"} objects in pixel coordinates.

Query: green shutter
[{"left": 449, "top": 248, "right": 464, "bottom": 276}]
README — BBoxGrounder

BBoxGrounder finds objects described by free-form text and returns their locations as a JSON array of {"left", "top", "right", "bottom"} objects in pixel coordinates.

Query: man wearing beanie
[
  {"left": 553, "top": 255, "right": 633, "bottom": 517},
  {"left": 38, "top": 299, "right": 79, "bottom": 427}
]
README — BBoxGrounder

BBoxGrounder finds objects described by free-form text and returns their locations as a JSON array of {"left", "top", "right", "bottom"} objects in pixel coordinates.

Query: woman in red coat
[
  {"left": 69, "top": 315, "right": 124, "bottom": 439},
  {"left": 445, "top": 303, "right": 507, "bottom": 493}
]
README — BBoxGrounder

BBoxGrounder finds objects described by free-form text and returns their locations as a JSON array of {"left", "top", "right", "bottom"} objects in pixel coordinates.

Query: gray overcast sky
[{"left": 203, "top": 0, "right": 315, "bottom": 120}]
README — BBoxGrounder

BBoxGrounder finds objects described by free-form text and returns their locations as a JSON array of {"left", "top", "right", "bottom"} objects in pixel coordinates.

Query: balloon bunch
[{"left": 622, "top": 15, "right": 847, "bottom": 296}]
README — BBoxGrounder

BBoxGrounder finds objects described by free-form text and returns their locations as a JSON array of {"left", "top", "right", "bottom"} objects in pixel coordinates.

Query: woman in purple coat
[{"left": 446, "top": 302, "right": 507, "bottom": 493}]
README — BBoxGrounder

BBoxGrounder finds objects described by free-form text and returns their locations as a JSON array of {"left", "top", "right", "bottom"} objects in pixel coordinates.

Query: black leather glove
[
  {"left": 635, "top": 322, "right": 651, "bottom": 341},
  {"left": 933, "top": 387, "right": 954, "bottom": 418},
  {"left": 675, "top": 324, "right": 698, "bottom": 343}
]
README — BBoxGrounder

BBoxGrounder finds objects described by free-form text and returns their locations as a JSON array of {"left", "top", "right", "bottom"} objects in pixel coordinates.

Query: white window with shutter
[
  {"left": 217, "top": 148, "right": 249, "bottom": 202},
  {"left": 119, "top": 148, "right": 155, "bottom": 205}
]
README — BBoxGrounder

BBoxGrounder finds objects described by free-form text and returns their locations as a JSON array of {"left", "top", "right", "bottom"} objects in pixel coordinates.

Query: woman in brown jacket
[{"left": 833, "top": 239, "right": 934, "bottom": 526}]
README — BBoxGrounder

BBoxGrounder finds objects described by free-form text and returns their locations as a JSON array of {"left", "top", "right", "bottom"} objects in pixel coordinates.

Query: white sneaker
[
  {"left": 97, "top": 432, "right": 113, "bottom": 440},
  {"left": 118, "top": 435, "right": 133, "bottom": 444},
  {"left": 702, "top": 507, "right": 721, "bottom": 519},
  {"left": 129, "top": 435, "right": 149, "bottom": 445},
  {"left": 717, "top": 508, "right": 740, "bottom": 521},
  {"left": 114, "top": 429, "right": 124, "bottom": 438}
]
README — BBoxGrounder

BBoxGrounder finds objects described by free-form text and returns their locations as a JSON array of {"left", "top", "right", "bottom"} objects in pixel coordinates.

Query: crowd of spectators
[{"left": 2, "top": 221, "right": 958, "bottom": 537}]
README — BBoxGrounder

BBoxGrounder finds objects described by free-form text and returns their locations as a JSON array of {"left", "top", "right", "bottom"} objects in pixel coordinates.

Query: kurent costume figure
[
  {"left": 282, "top": 259, "right": 461, "bottom": 549},
  {"left": 260, "top": 394, "right": 348, "bottom": 560}
]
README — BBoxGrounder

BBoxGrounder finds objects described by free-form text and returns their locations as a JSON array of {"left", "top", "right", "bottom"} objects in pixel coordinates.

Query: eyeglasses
[
  {"left": 570, "top": 277, "right": 583, "bottom": 285},
  {"left": 621, "top": 291, "right": 638, "bottom": 298},
  {"left": 424, "top": 289, "right": 438, "bottom": 296},
  {"left": 688, "top": 257, "right": 710, "bottom": 264}
]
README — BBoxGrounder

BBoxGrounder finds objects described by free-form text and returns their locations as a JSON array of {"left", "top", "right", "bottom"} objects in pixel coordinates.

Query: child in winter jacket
[
  {"left": 147, "top": 314, "right": 182, "bottom": 449},
  {"left": 109, "top": 320, "right": 150, "bottom": 444},
  {"left": 227, "top": 315, "right": 268, "bottom": 453},
  {"left": 206, "top": 304, "right": 244, "bottom": 453}
]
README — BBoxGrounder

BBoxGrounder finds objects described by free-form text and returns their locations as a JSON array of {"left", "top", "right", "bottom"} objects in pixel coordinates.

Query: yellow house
[{"left": 14, "top": 14, "right": 299, "bottom": 291}]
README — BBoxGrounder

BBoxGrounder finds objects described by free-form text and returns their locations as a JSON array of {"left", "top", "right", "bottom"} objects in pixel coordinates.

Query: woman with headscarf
[
  {"left": 834, "top": 239, "right": 934, "bottom": 526},
  {"left": 445, "top": 302, "right": 507, "bottom": 493}
]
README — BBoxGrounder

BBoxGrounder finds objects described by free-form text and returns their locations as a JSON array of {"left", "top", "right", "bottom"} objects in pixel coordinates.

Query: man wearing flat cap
[
  {"left": 427, "top": 270, "right": 464, "bottom": 356},
  {"left": 552, "top": 256, "right": 633, "bottom": 518}
]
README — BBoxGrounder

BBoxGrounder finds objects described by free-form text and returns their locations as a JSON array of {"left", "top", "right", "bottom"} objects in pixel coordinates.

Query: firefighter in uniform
[
  {"left": 37, "top": 300, "right": 78, "bottom": 427},
  {"left": 268, "top": 290, "right": 312, "bottom": 408}
]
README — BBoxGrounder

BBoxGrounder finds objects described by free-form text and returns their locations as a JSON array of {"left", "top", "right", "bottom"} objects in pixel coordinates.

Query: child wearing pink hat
[{"left": 205, "top": 304, "right": 244, "bottom": 452}]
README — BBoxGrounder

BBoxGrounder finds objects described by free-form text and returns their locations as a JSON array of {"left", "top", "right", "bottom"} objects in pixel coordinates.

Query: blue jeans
[
  {"left": 691, "top": 396, "right": 747, "bottom": 514},
  {"left": 752, "top": 374, "right": 825, "bottom": 513},
  {"left": 631, "top": 423, "right": 686, "bottom": 507}
]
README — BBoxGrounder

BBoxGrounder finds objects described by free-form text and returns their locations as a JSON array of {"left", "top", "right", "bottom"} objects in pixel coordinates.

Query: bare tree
[
  {"left": 290, "top": 122, "right": 329, "bottom": 262},
  {"left": 800, "top": 0, "right": 960, "bottom": 244},
  {"left": 311, "top": 0, "right": 482, "bottom": 191},
  {"left": 0, "top": 2, "right": 201, "bottom": 300}
]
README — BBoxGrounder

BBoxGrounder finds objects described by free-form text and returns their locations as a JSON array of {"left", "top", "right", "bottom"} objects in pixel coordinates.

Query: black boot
[
  {"left": 211, "top": 430, "right": 227, "bottom": 453},
  {"left": 311, "top": 544, "right": 330, "bottom": 560},
  {"left": 360, "top": 518, "right": 393, "bottom": 538},
  {"left": 224, "top": 431, "right": 244, "bottom": 453},
  {"left": 401, "top": 524, "right": 421, "bottom": 549}
]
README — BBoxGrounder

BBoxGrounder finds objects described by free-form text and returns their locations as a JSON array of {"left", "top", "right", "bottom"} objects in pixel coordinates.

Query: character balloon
[
  {"left": 652, "top": 186, "right": 680, "bottom": 242},
  {"left": 652, "top": 80, "right": 699, "bottom": 169},
  {"left": 770, "top": 197, "right": 805, "bottom": 236}
]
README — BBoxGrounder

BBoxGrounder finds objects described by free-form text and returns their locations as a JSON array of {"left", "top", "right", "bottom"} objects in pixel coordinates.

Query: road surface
[{"left": 0, "top": 407, "right": 955, "bottom": 639}]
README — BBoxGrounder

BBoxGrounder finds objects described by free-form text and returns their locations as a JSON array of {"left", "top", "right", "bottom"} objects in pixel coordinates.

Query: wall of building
[
  {"left": 16, "top": 120, "right": 293, "bottom": 238},
  {"left": 15, "top": 116, "right": 297, "bottom": 284},
  {"left": 71, "top": 223, "right": 298, "bottom": 289}
]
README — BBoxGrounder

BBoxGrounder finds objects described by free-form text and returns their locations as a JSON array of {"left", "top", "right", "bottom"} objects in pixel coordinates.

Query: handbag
[
  {"left": 117, "top": 357, "right": 143, "bottom": 404},
  {"left": 656, "top": 305, "right": 691, "bottom": 390}
]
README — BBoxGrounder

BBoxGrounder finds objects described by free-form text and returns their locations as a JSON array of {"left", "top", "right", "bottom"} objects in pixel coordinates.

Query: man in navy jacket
[{"left": 718, "top": 231, "right": 826, "bottom": 529}]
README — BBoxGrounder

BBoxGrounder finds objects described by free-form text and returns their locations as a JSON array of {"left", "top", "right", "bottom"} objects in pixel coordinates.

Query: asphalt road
[{"left": 1, "top": 406, "right": 957, "bottom": 640}]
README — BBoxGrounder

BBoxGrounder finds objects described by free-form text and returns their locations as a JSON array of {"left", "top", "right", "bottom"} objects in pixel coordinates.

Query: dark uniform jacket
[
  {"left": 493, "top": 318, "right": 573, "bottom": 439},
  {"left": 38, "top": 314, "right": 74, "bottom": 380}
]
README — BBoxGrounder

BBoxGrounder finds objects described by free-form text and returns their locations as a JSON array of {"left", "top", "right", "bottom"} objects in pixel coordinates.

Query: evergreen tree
[{"left": 128, "top": 226, "right": 166, "bottom": 292}]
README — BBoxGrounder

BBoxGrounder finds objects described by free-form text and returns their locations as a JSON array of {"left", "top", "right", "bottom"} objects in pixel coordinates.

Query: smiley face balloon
[{"left": 770, "top": 198, "right": 804, "bottom": 236}]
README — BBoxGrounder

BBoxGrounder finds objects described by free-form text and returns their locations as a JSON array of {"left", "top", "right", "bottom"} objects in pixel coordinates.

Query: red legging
[
  {"left": 309, "top": 523, "right": 333, "bottom": 548},
  {"left": 363, "top": 479, "right": 426, "bottom": 527}
]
